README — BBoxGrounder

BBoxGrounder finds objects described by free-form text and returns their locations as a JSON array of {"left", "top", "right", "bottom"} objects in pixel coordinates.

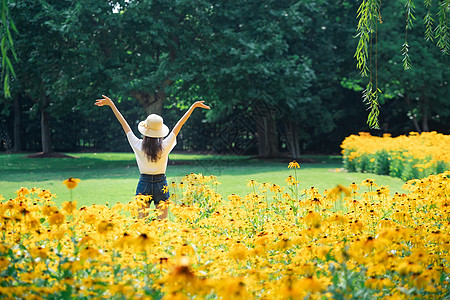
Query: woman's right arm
[
  {"left": 95, "top": 95, "right": 132, "bottom": 134},
  {"left": 172, "top": 101, "right": 210, "bottom": 136}
]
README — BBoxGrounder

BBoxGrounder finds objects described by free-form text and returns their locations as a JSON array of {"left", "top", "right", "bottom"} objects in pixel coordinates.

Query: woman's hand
[
  {"left": 95, "top": 95, "right": 114, "bottom": 107},
  {"left": 192, "top": 101, "right": 211, "bottom": 110},
  {"left": 94, "top": 95, "right": 131, "bottom": 134}
]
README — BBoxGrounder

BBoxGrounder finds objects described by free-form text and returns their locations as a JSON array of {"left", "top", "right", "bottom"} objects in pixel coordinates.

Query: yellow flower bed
[
  {"left": 1, "top": 168, "right": 450, "bottom": 299},
  {"left": 341, "top": 131, "right": 450, "bottom": 180}
]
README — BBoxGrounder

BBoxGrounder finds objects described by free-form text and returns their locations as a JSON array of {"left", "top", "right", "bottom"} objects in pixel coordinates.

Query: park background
[
  {"left": 0, "top": 1, "right": 448, "bottom": 158},
  {"left": 1, "top": 1, "right": 450, "bottom": 299},
  {"left": 2, "top": 0, "right": 447, "bottom": 205}
]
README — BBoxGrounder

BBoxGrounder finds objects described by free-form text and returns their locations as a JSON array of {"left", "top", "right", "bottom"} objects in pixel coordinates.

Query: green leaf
[{"left": 5, "top": 56, "right": 16, "bottom": 78}]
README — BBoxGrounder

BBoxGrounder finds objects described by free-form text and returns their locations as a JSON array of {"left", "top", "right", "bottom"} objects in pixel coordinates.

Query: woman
[{"left": 95, "top": 95, "right": 210, "bottom": 219}]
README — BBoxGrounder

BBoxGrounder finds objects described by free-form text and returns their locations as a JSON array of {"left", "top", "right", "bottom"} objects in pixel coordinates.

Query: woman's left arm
[
  {"left": 172, "top": 101, "right": 210, "bottom": 136},
  {"left": 95, "top": 95, "right": 131, "bottom": 134}
]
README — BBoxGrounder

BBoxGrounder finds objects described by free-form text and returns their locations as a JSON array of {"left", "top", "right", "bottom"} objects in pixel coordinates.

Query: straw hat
[{"left": 138, "top": 114, "right": 169, "bottom": 138}]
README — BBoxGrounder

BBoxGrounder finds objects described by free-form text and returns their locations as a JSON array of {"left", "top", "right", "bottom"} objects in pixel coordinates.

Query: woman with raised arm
[{"left": 95, "top": 95, "right": 210, "bottom": 219}]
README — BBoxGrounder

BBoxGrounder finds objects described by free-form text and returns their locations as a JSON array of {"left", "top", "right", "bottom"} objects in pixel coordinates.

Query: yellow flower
[
  {"left": 229, "top": 243, "right": 248, "bottom": 260},
  {"left": 25, "top": 217, "right": 40, "bottom": 231},
  {"left": 133, "top": 194, "right": 152, "bottom": 205},
  {"left": 38, "top": 189, "right": 55, "bottom": 200},
  {"left": 304, "top": 211, "right": 322, "bottom": 228},
  {"left": 42, "top": 205, "right": 58, "bottom": 216},
  {"left": 0, "top": 257, "right": 9, "bottom": 271},
  {"left": 246, "top": 179, "right": 257, "bottom": 187},
  {"left": 361, "top": 178, "right": 377, "bottom": 188},
  {"left": 29, "top": 246, "right": 48, "bottom": 259},
  {"left": 365, "top": 278, "right": 394, "bottom": 290},
  {"left": 259, "top": 182, "right": 270, "bottom": 193},
  {"left": 79, "top": 246, "right": 100, "bottom": 261},
  {"left": 16, "top": 187, "right": 30, "bottom": 196},
  {"left": 282, "top": 193, "right": 291, "bottom": 200},
  {"left": 297, "top": 276, "right": 327, "bottom": 293},
  {"left": 97, "top": 220, "right": 114, "bottom": 234},
  {"left": 2, "top": 169, "right": 450, "bottom": 298},
  {"left": 158, "top": 200, "right": 170, "bottom": 210},
  {"left": 62, "top": 201, "right": 77, "bottom": 214},
  {"left": 114, "top": 233, "right": 134, "bottom": 249},
  {"left": 166, "top": 256, "right": 198, "bottom": 286},
  {"left": 330, "top": 184, "right": 351, "bottom": 198},
  {"left": 133, "top": 233, "right": 155, "bottom": 252},
  {"left": 79, "top": 235, "right": 94, "bottom": 246},
  {"left": 288, "top": 160, "right": 300, "bottom": 169},
  {"left": 162, "top": 185, "right": 169, "bottom": 193},
  {"left": 62, "top": 177, "right": 81, "bottom": 189},
  {"left": 285, "top": 175, "right": 299, "bottom": 186},
  {"left": 48, "top": 211, "right": 65, "bottom": 227},
  {"left": 349, "top": 182, "right": 359, "bottom": 191}
]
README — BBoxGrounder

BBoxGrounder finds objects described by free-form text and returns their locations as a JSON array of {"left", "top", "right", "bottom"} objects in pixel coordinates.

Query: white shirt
[{"left": 126, "top": 131, "right": 177, "bottom": 175}]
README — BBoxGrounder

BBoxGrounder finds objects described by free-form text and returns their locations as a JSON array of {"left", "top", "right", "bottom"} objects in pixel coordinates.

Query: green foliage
[
  {"left": 355, "top": 0, "right": 382, "bottom": 129},
  {"left": 343, "top": 149, "right": 450, "bottom": 181},
  {"left": 363, "top": 81, "right": 381, "bottom": 129},
  {"left": 0, "top": 1, "right": 448, "bottom": 155},
  {"left": 348, "top": 1, "right": 450, "bottom": 133},
  {"left": 435, "top": 1, "right": 450, "bottom": 54},
  {"left": 0, "top": 0, "right": 18, "bottom": 98},
  {"left": 354, "top": 0, "right": 449, "bottom": 129},
  {"left": 355, "top": 0, "right": 381, "bottom": 77}
]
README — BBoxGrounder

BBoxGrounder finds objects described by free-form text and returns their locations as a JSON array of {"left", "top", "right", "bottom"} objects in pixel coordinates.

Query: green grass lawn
[{"left": 0, "top": 152, "right": 406, "bottom": 207}]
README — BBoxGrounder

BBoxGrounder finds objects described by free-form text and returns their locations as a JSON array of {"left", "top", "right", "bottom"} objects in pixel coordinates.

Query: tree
[
  {"left": 0, "top": 0, "right": 18, "bottom": 151},
  {"left": 355, "top": 0, "right": 449, "bottom": 129},
  {"left": 350, "top": 1, "right": 450, "bottom": 133},
  {"left": 0, "top": 0, "right": 18, "bottom": 99},
  {"left": 79, "top": 0, "right": 317, "bottom": 158},
  {"left": 169, "top": 0, "right": 316, "bottom": 158},
  {"left": 376, "top": 2, "right": 450, "bottom": 133},
  {"left": 8, "top": 0, "right": 82, "bottom": 154}
]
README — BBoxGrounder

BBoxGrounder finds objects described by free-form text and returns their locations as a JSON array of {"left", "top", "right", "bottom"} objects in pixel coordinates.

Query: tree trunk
[
  {"left": 131, "top": 91, "right": 164, "bottom": 115},
  {"left": 285, "top": 121, "right": 301, "bottom": 159},
  {"left": 256, "top": 117, "right": 266, "bottom": 157},
  {"left": 12, "top": 97, "right": 21, "bottom": 152},
  {"left": 256, "top": 114, "right": 280, "bottom": 158},
  {"left": 41, "top": 105, "right": 52, "bottom": 154},
  {"left": 131, "top": 80, "right": 172, "bottom": 115}
]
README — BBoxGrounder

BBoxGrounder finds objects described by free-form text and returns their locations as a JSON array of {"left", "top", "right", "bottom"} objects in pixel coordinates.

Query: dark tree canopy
[{"left": 0, "top": 0, "right": 448, "bottom": 156}]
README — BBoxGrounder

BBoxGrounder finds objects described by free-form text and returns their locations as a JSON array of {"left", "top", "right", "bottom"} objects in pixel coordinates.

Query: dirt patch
[{"left": 26, "top": 152, "right": 77, "bottom": 159}]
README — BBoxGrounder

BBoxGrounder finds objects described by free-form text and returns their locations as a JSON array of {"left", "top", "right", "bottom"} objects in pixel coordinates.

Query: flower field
[
  {"left": 341, "top": 131, "right": 450, "bottom": 181},
  {"left": 1, "top": 164, "right": 450, "bottom": 299}
]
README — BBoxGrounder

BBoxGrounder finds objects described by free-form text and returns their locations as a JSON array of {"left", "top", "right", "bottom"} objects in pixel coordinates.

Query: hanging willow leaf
[
  {"left": 402, "top": 42, "right": 412, "bottom": 70},
  {"left": 435, "top": 1, "right": 449, "bottom": 54},
  {"left": 0, "top": 0, "right": 18, "bottom": 98},
  {"left": 405, "top": 0, "right": 416, "bottom": 30},
  {"left": 355, "top": 0, "right": 382, "bottom": 129},
  {"left": 364, "top": 82, "right": 380, "bottom": 129},
  {"left": 424, "top": 11, "right": 435, "bottom": 41},
  {"left": 354, "top": 0, "right": 449, "bottom": 129}
]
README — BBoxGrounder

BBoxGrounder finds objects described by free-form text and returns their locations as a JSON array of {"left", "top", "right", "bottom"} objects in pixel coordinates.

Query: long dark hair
[{"left": 142, "top": 136, "right": 163, "bottom": 162}]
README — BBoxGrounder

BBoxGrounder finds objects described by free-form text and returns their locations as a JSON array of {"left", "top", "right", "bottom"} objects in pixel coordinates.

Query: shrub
[{"left": 341, "top": 132, "right": 450, "bottom": 180}]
